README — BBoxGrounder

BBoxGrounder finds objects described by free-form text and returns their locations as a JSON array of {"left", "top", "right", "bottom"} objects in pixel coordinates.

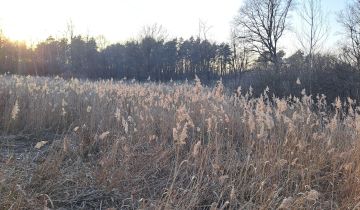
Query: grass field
[{"left": 1, "top": 75, "right": 360, "bottom": 209}]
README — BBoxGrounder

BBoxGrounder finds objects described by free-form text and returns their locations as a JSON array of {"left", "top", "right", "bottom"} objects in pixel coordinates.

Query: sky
[{"left": 0, "top": 0, "right": 349, "bottom": 53}]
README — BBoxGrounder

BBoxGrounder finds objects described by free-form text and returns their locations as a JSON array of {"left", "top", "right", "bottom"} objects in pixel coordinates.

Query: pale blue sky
[
  {"left": 0, "top": 0, "right": 349, "bottom": 53},
  {"left": 284, "top": 0, "right": 348, "bottom": 54}
]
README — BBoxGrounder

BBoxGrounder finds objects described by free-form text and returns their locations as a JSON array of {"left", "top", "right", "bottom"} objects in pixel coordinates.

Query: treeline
[
  {"left": 0, "top": 31, "right": 359, "bottom": 102},
  {"left": 229, "top": 52, "right": 359, "bottom": 102},
  {"left": 0, "top": 34, "right": 235, "bottom": 81}
]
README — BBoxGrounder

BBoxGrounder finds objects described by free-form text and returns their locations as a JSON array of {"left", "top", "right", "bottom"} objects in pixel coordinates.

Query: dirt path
[{"left": 0, "top": 133, "right": 60, "bottom": 163}]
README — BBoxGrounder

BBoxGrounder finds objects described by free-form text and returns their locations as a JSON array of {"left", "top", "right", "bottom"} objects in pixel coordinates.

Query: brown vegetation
[{"left": 1, "top": 75, "right": 360, "bottom": 209}]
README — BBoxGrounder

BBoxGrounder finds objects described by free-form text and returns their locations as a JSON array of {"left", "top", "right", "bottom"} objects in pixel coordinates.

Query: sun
[{"left": 0, "top": 0, "right": 66, "bottom": 44}]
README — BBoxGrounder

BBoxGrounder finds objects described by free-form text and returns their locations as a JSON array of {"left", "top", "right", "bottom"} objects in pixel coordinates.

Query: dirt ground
[{"left": 0, "top": 133, "right": 60, "bottom": 163}]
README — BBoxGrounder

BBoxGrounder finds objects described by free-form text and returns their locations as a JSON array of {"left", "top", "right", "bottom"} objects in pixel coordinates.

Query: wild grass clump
[{"left": 1, "top": 74, "right": 360, "bottom": 209}]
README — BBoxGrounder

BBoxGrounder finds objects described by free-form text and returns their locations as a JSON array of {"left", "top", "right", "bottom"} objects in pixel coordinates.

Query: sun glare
[
  {"left": 1, "top": 0, "right": 64, "bottom": 44},
  {"left": 0, "top": 0, "right": 243, "bottom": 45}
]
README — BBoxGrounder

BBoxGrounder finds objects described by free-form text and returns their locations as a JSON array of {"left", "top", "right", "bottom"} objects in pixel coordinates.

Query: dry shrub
[{"left": 0, "top": 74, "right": 360, "bottom": 209}]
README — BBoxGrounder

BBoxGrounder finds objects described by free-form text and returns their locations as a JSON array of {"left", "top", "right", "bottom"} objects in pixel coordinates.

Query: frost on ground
[{"left": 0, "top": 75, "right": 360, "bottom": 209}]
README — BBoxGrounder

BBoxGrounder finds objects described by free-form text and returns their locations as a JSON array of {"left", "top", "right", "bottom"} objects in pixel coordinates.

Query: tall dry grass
[{"left": 0, "top": 75, "right": 360, "bottom": 209}]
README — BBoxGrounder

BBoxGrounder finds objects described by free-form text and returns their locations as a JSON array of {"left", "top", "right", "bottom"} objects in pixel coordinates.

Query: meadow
[{"left": 1, "top": 75, "right": 360, "bottom": 209}]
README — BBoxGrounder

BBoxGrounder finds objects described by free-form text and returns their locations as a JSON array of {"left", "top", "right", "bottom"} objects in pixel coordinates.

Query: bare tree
[
  {"left": 338, "top": 0, "right": 360, "bottom": 70},
  {"left": 234, "top": 0, "right": 294, "bottom": 69},
  {"left": 297, "top": 0, "right": 328, "bottom": 68},
  {"left": 96, "top": 35, "right": 109, "bottom": 51},
  {"left": 230, "top": 29, "right": 251, "bottom": 72},
  {"left": 198, "top": 19, "right": 213, "bottom": 41},
  {"left": 65, "top": 19, "right": 75, "bottom": 72},
  {"left": 139, "top": 23, "right": 168, "bottom": 41},
  {"left": 65, "top": 19, "right": 75, "bottom": 43}
]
